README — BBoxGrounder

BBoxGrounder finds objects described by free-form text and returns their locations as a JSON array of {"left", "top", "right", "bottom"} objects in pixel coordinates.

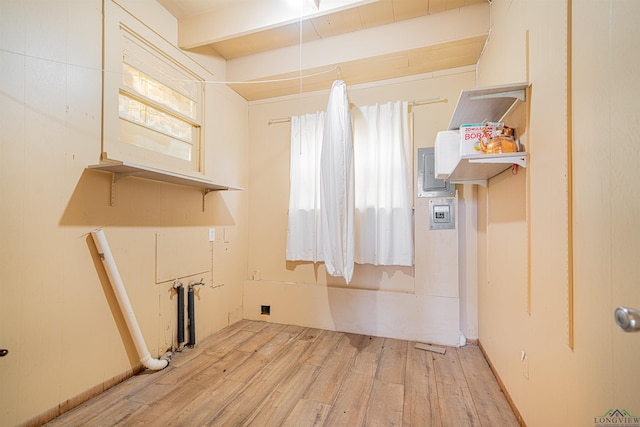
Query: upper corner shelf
[
  {"left": 447, "top": 82, "right": 529, "bottom": 130},
  {"left": 88, "top": 160, "right": 243, "bottom": 192},
  {"left": 440, "top": 82, "right": 530, "bottom": 186}
]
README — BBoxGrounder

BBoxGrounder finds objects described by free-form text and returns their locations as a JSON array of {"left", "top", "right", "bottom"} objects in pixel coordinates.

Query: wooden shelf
[{"left": 88, "top": 160, "right": 242, "bottom": 206}]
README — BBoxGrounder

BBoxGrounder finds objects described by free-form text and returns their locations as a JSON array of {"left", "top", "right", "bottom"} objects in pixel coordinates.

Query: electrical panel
[{"left": 417, "top": 147, "right": 455, "bottom": 198}]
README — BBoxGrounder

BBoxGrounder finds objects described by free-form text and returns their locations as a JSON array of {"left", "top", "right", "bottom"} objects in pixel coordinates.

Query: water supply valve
[{"left": 188, "top": 279, "right": 205, "bottom": 289}]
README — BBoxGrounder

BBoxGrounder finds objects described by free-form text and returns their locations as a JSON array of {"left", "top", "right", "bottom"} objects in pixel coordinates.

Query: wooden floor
[{"left": 45, "top": 320, "right": 519, "bottom": 426}]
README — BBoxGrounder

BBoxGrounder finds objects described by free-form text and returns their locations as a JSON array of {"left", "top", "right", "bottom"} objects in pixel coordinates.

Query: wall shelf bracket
[
  {"left": 202, "top": 188, "right": 216, "bottom": 211},
  {"left": 108, "top": 171, "right": 144, "bottom": 206}
]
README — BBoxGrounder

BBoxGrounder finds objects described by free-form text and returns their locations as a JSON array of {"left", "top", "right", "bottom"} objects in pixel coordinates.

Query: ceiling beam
[
  {"left": 226, "top": 3, "right": 489, "bottom": 82},
  {"left": 228, "top": 36, "right": 486, "bottom": 100},
  {"left": 176, "top": 0, "right": 377, "bottom": 49}
]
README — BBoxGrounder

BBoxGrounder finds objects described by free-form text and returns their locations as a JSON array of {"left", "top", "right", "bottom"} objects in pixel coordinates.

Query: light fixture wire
[{"left": 297, "top": 1, "right": 304, "bottom": 154}]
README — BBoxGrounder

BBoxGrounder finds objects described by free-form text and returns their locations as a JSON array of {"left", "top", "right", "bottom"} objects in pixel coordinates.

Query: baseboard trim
[
  {"left": 478, "top": 341, "right": 527, "bottom": 427},
  {"left": 19, "top": 366, "right": 143, "bottom": 427}
]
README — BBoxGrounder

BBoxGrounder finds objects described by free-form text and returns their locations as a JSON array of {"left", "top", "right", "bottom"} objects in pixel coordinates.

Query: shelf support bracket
[
  {"left": 450, "top": 178, "right": 489, "bottom": 187},
  {"left": 109, "top": 172, "right": 142, "bottom": 206},
  {"left": 110, "top": 173, "right": 116, "bottom": 206},
  {"left": 202, "top": 188, "right": 216, "bottom": 212}
]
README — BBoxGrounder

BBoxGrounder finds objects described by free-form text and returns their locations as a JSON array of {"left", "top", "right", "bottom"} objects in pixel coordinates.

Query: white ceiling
[{"left": 157, "top": 0, "right": 489, "bottom": 100}]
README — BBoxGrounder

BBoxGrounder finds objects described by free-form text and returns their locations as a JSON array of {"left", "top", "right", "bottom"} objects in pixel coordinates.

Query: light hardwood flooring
[{"left": 45, "top": 320, "right": 519, "bottom": 426}]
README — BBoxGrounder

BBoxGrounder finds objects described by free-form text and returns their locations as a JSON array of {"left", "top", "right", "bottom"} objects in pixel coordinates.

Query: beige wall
[
  {"left": 0, "top": 1, "right": 248, "bottom": 426},
  {"left": 475, "top": 0, "right": 640, "bottom": 425},
  {"left": 244, "top": 68, "right": 478, "bottom": 345},
  {"left": 9, "top": 0, "right": 633, "bottom": 425},
  {"left": 475, "top": 0, "right": 575, "bottom": 424}
]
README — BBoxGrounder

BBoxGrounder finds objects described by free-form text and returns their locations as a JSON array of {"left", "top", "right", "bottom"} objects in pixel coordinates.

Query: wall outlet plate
[{"left": 429, "top": 198, "right": 455, "bottom": 230}]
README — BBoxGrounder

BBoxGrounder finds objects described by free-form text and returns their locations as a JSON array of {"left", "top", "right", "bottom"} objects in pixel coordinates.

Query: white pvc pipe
[{"left": 91, "top": 229, "right": 169, "bottom": 371}]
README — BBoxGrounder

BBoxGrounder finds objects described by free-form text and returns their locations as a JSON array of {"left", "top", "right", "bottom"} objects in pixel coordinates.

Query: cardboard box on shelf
[{"left": 460, "top": 122, "right": 502, "bottom": 156}]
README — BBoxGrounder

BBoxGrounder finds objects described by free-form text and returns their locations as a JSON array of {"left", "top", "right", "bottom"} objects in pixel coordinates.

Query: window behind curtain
[
  {"left": 353, "top": 101, "right": 413, "bottom": 266},
  {"left": 286, "top": 101, "right": 413, "bottom": 267},
  {"left": 286, "top": 112, "right": 325, "bottom": 262}
]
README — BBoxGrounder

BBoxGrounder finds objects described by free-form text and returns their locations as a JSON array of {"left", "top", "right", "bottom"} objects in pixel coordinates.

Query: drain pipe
[
  {"left": 91, "top": 229, "right": 169, "bottom": 371},
  {"left": 187, "top": 280, "right": 205, "bottom": 347},
  {"left": 174, "top": 281, "right": 185, "bottom": 348}
]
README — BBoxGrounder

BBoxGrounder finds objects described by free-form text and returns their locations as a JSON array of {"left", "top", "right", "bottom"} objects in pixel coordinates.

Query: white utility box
[{"left": 434, "top": 130, "right": 460, "bottom": 180}]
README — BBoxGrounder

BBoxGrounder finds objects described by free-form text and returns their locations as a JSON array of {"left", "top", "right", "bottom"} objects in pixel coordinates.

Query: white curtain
[
  {"left": 286, "top": 112, "right": 325, "bottom": 262},
  {"left": 320, "top": 80, "right": 355, "bottom": 283},
  {"left": 286, "top": 93, "right": 412, "bottom": 280},
  {"left": 352, "top": 101, "right": 413, "bottom": 266}
]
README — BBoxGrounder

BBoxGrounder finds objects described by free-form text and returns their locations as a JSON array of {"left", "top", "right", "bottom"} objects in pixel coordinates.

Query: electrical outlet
[{"left": 208, "top": 228, "right": 216, "bottom": 242}]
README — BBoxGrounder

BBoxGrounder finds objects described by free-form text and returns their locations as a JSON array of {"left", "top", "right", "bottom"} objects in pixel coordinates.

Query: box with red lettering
[{"left": 459, "top": 122, "right": 502, "bottom": 156}]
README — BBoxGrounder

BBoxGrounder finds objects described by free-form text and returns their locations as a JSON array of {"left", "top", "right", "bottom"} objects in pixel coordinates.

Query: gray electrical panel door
[{"left": 417, "top": 147, "right": 455, "bottom": 198}]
